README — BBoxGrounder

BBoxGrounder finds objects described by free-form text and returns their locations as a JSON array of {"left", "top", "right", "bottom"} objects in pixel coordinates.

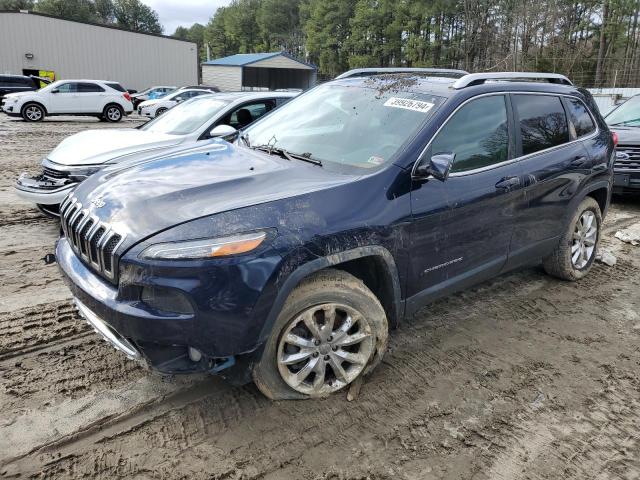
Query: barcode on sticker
[{"left": 384, "top": 97, "right": 434, "bottom": 113}]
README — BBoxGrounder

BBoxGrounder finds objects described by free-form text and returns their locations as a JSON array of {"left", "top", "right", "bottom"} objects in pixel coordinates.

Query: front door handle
[{"left": 495, "top": 176, "right": 520, "bottom": 191}]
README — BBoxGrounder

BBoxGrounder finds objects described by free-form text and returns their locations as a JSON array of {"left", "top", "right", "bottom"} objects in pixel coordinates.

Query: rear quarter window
[
  {"left": 106, "top": 82, "right": 126, "bottom": 92},
  {"left": 513, "top": 94, "right": 570, "bottom": 156},
  {"left": 565, "top": 98, "right": 596, "bottom": 138}
]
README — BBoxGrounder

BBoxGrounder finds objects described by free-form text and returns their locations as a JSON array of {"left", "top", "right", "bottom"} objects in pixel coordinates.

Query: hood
[
  {"left": 72, "top": 141, "right": 356, "bottom": 245},
  {"left": 610, "top": 125, "right": 640, "bottom": 146},
  {"left": 139, "top": 99, "right": 161, "bottom": 108},
  {"left": 3, "top": 91, "right": 31, "bottom": 99},
  {"left": 47, "top": 128, "right": 183, "bottom": 166}
]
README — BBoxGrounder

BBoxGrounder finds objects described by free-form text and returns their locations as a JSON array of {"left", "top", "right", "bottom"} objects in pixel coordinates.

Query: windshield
[
  {"left": 606, "top": 95, "right": 640, "bottom": 127},
  {"left": 242, "top": 82, "right": 444, "bottom": 171},
  {"left": 141, "top": 96, "right": 229, "bottom": 135}
]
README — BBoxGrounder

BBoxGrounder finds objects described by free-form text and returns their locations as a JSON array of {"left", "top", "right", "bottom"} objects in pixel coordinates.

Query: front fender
[{"left": 255, "top": 245, "right": 403, "bottom": 349}]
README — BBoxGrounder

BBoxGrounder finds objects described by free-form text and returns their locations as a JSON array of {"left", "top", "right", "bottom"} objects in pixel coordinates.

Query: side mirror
[
  {"left": 175, "top": 96, "right": 184, "bottom": 103},
  {"left": 414, "top": 152, "right": 455, "bottom": 181},
  {"left": 209, "top": 124, "right": 237, "bottom": 139}
]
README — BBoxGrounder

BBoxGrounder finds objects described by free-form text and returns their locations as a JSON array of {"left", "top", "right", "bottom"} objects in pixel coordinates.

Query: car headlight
[{"left": 139, "top": 231, "right": 267, "bottom": 260}]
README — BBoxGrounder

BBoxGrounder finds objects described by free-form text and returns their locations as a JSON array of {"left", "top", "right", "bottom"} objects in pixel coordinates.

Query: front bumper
[
  {"left": 15, "top": 173, "right": 77, "bottom": 205},
  {"left": 613, "top": 169, "right": 640, "bottom": 192},
  {"left": 56, "top": 238, "right": 273, "bottom": 375}
]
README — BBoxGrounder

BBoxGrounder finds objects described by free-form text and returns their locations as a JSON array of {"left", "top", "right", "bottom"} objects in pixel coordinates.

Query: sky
[{"left": 141, "top": 0, "right": 232, "bottom": 35}]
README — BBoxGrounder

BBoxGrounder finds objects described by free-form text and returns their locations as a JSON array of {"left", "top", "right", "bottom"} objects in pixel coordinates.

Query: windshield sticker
[
  {"left": 367, "top": 156, "right": 385, "bottom": 166},
  {"left": 384, "top": 97, "right": 434, "bottom": 113}
]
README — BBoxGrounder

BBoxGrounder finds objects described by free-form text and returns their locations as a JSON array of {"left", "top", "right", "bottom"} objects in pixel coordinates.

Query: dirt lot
[{"left": 0, "top": 113, "right": 639, "bottom": 480}]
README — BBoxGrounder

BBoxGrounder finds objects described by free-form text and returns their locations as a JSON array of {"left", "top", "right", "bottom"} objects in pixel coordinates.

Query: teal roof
[
  {"left": 203, "top": 52, "right": 281, "bottom": 66},
  {"left": 202, "top": 52, "right": 316, "bottom": 70}
]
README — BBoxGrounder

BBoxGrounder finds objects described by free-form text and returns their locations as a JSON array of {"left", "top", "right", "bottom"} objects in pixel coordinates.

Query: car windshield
[
  {"left": 242, "top": 82, "right": 444, "bottom": 171},
  {"left": 606, "top": 95, "right": 640, "bottom": 127},
  {"left": 141, "top": 96, "right": 229, "bottom": 135}
]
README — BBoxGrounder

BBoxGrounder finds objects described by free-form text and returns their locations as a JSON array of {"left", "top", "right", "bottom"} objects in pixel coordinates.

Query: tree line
[
  {"left": 0, "top": 0, "right": 163, "bottom": 34},
  {"left": 179, "top": 0, "right": 640, "bottom": 88}
]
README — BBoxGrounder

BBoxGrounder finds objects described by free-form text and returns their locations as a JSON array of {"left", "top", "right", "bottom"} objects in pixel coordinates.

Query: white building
[
  {"left": 202, "top": 52, "right": 317, "bottom": 92},
  {"left": 0, "top": 11, "right": 198, "bottom": 91}
]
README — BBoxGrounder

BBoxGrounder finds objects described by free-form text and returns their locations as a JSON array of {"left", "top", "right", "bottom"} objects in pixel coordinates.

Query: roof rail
[
  {"left": 336, "top": 67, "right": 469, "bottom": 80},
  {"left": 452, "top": 72, "right": 573, "bottom": 89}
]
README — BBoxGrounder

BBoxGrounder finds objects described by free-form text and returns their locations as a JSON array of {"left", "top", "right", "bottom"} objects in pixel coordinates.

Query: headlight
[{"left": 139, "top": 231, "right": 267, "bottom": 260}]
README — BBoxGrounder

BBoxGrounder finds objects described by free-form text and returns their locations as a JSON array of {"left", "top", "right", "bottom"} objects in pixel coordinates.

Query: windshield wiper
[
  {"left": 251, "top": 145, "right": 323, "bottom": 166},
  {"left": 609, "top": 118, "right": 640, "bottom": 126}
]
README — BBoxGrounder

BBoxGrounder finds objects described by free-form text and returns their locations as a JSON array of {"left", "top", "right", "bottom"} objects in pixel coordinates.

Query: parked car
[
  {"left": 131, "top": 86, "right": 175, "bottom": 108},
  {"left": 137, "top": 88, "right": 213, "bottom": 118},
  {"left": 15, "top": 91, "right": 298, "bottom": 216},
  {"left": 604, "top": 94, "right": 640, "bottom": 194},
  {"left": 0, "top": 79, "right": 133, "bottom": 122},
  {"left": 0, "top": 74, "right": 39, "bottom": 99},
  {"left": 56, "top": 72, "right": 614, "bottom": 400}
]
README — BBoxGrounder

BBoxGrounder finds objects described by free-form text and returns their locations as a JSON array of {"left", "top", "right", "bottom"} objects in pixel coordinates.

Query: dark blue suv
[{"left": 56, "top": 71, "right": 615, "bottom": 400}]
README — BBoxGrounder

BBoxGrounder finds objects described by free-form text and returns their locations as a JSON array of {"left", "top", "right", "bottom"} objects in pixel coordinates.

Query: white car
[
  {"left": 137, "top": 89, "right": 212, "bottom": 118},
  {"left": 0, "top": 79, "right": 133, "bottom": 122},
  {"left": 15, "top": 91, "right": 298, "bottom": 216}
]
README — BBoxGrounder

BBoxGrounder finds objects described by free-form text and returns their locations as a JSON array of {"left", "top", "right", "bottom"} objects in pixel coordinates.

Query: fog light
[
  {"left": 188, "top": 347, "right": 202, "bottom": 362},
  {"left": 141, "top": 286, "right": 194, "bottom": 315}
]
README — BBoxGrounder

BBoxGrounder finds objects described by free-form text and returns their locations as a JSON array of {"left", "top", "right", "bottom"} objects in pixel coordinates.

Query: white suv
[{"left": 0, "top": 79, "right": 133, "bottom": 122}]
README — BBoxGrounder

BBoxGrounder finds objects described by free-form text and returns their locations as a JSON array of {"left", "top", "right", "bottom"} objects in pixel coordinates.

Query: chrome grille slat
[
  {"left": 60, "top": 202, "right": 124, "bottom": 283},
  {"left": 615, "top": 146, "right": 640, "bottom": 170}
]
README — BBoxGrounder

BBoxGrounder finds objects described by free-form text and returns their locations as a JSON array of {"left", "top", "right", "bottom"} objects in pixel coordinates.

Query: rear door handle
[
  {"left": 495, "top": 176, "right": 520, "bottom": 191},
  {"left": 570, "top": 156, "right": 588, "bottom": 168}
]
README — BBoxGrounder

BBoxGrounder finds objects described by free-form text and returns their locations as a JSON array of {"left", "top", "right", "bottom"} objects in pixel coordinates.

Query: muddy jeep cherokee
[{"left": 56, "top": 71, "right": 614, "bottom": 400}]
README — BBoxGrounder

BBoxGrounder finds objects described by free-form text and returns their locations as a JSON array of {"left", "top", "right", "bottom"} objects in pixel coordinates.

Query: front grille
[
  {"left": 60, "top": 195, "right": 125, "bottom": 282},
  {"left": 615, "top": 145, "right": 640, "bottom": 171},
  {"left": 43, "top": 166, "right": 70, "bottom": 179}
]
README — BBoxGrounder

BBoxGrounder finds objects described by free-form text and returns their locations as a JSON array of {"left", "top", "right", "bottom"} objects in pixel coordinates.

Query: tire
[
  {"left": 103, "top": 104, "right": 123, "bottom": 122},
  {"left": 21, "top": 103, "right": 45, "bottom": 122},
  {"left": 543, "top": 197, "right": 602, "bottom": 281},
  {"left": 36, "top": 203, "right": 60, "bottom": 218},
  {"left": 253, "top": 269, "right": 388, "bottom": 400},
  {"left": 155, "top": 107, "right": 168, "bottom": 117}
]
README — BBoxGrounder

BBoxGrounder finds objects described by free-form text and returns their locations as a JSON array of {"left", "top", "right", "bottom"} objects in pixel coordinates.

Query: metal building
[
  {"left": 202, "top": 52, "right": 316, "bottom": 92},
  {"left": 0, "top": 11, "right": 198, "bottom": 91}
]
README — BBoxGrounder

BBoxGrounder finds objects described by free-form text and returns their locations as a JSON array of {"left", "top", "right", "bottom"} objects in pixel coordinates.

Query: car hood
[
  {"left": 609, "top": 125, "right": 640, "bottom": 146},
  {"left": 48, "top": 128, "right": 183, "bottom": 166},
  {"left": 3, "top": 91, "right": 32, "bottom": 99},
  {"left": 139, "top": 99, "right": 161, "bottom": 108},
  {"left": 71, "top": 141, "right": 356, "bottom": 245}
]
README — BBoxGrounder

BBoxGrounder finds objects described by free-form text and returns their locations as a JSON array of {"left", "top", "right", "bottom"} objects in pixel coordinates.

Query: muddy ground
[{"left": 0, "top": 113, "right": 639, "bottom": 480}]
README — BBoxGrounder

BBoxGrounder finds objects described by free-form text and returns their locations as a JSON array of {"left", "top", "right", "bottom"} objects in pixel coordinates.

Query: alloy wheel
[
  {"left": 107, "top": 107, "right": 121, "bottom": 121},
  {"left": 571, "top": 210, "right": 597, "bottom": 269},
  {"left": 277, "top": 303, "right": 374, "bottom": 396},
  {"left": 25, "top": 105, "right": 42, "bottom": 121}
]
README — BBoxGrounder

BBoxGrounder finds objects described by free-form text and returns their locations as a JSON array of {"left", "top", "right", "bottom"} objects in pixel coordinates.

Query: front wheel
[
  {"left": 543, "top": 197, "right": 602, "bottom": 281},
  {"left": 22, "top": 103, "right": 45, "bottom": 122},
  {"left": 155, "top": 107, "right": 168, "bottom": 117},
  {"left": 103, "top": 104, "right": 123, "bottom": 122},
  {"left": 253, "top": 269, "right": 388, "bottom": 400}
]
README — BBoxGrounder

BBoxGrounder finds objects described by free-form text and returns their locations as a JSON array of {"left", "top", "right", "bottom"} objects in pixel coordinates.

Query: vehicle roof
[
  {"left": 331, "top": 73, "right": 583, "bottom": 98},
  {"left": 0, "top": 74, "right": 31, "bottom": 78},
  {"left": 50, "top": 79, "right": 122, "bottom": 84}
]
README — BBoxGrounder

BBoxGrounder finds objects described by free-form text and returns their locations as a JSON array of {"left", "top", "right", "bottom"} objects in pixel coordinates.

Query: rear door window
[
  {"left": 431, "top": 95, "right": 509, "bottom": 173},
  {"left": 565, "top": 98, "right": 596, "bottom": 138},
  {"left": 78, "top": 83, "right": 105, "bottom": 93},
  {"left": 513, "top": 94, "right": 570, "bottom": 155}
]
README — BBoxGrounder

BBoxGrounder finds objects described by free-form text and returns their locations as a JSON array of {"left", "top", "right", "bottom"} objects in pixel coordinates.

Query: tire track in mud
[
  {"left": 0, "top": 301, "right": 89, "bottom": 361},
  {"left": 1, "top": 245, "right": 64, "bottom": 297},
  {"left": 0, "top": 336, "right": 146, "bottom": 413}
]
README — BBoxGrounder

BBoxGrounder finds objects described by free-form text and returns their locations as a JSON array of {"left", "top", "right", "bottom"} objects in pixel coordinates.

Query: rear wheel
[
  {"left": 21, "top": 103, "right": 45, "bottom": 122},
  {"left": 103, "top": 104, "right": 123, "bottom": 122},
  {"left": 253, "top": 269, "right": 388, "bottom": 400},
  {"left": 543, "top": 197, "right": 602, "bottom": 281}
]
